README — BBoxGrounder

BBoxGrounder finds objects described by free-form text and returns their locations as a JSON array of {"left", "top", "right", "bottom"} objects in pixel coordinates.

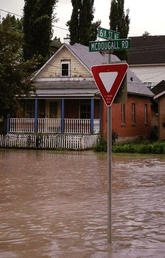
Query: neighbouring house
[
  {"left": 128, "top": 36, "right": 165, "bottom": 88},
  {"left": 7, "top": 43, "right": 154, "bottom": 148},
  {"left": 152, "top": 80, "right": 165, "bottom": 140}
]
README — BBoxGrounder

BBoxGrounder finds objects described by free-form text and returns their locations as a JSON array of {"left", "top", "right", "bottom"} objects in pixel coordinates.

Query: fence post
[
  {"left": 34, "top": 99, "right": 38, "bottom": 133},
  {"left": 90, "top": 99, "right": 94, "bottom": 134},
  {"left": 61, "top": 99, "right": 64, "bottom": 133}
]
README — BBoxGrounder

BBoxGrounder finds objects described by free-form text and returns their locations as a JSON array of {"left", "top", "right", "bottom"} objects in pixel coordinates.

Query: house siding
[
  {"left": 101, "top": 95, "right": 152, "bottom": 141},
  {"left": 39, "top": 47, "right": 91, "bottom": 78}
]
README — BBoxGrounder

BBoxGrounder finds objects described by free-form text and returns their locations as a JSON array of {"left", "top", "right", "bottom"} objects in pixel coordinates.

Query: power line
[
  {"left": 0, "top": 8, "right": 22, "bottom": 17},
  {"left": 0, "top": 8, "right": 68, "bottom": 32},
  {"left": 54, "top": 25, "right": 68, "bottom": 31}
]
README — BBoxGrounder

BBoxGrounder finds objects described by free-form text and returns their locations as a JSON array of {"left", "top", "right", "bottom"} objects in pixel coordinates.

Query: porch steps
[{"left": 0, "top": 134, "right": 98, "bottom": 150}]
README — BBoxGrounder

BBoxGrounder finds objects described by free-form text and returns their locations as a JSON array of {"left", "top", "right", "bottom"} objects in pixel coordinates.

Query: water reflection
[{"left": 0, "top": 149, "right": 165, "bottom": 258}]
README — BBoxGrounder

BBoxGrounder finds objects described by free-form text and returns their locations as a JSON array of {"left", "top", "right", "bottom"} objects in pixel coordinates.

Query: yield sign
[{"left": 91, "top": 63, "right": 128, "bottom": 106}]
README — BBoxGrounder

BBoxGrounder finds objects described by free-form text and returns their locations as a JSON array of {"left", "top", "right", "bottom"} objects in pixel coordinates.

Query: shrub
[{"left": 94, "top": 134, "right": 107, "bottom": 152}]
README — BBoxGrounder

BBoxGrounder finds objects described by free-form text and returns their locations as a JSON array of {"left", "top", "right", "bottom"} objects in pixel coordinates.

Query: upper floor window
[{"left": 61, "top": 61, "right": 70, "bottom": 77}]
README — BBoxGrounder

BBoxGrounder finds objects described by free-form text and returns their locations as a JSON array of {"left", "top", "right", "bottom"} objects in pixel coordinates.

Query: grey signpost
[{"left": 90, "top": 27, "right": 130, "bottom": 243}]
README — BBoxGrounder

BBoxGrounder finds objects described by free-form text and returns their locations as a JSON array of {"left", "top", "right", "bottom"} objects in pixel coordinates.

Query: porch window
[
  {"left": 49, "top": 102, "right": 57, "bottom": 118},
  {"left": 121, "top": 104, "right": 125, "bottom": 124},
  {"left": 61, "top": 61, "right": 70, "bottom": 77},
  {"left": 24, "top": 100, "right": 34, "bottom": 118},
  {"left": 144, "top": 104, "right": 148, "bottom": 124},
  {"left": 132, "top": 103, "right": 136, "bottom": 124},
  {"left": 80, "top": 102, "right": 90, "bottom": 119}
]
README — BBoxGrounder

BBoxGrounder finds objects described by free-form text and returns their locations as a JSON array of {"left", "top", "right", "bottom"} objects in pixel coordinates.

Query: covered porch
[{"left": 7, "top": 98, "right": 101, "bottom": 135}]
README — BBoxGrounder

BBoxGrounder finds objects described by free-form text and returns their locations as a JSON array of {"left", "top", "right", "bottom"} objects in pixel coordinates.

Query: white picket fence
[{"left": 0, "top": 134, "right": 98, "bottom": 150}]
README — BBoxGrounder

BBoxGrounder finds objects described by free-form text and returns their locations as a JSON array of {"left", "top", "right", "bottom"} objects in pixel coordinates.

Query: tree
[
  {"left": 1, "top": 14, "right": 23, "bottom": 33},
  {"left": 109, "top": 0, "right": 130, "bottom": 60},
  {"left": 23, "top": 0, "right": 58, "bottom": 62},
  {"left": 67, "top": 0, "right": 100, "bottom": 45},
  {"left": 142, "top": 31, "right": 150, "bottom": 37},
  {"left": 0, "top": 20, "right": 35, "bottom": 122}
]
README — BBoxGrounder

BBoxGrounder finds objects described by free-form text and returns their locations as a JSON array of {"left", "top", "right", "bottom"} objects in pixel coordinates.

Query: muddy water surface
[{"left": 0, "top": 149, "right": 165, "bottom": 258}]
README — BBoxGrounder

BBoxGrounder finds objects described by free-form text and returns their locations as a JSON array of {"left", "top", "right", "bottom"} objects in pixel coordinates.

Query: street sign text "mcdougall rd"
[{"left": 89, "top": 39, "right": 131, "bottom": 52}]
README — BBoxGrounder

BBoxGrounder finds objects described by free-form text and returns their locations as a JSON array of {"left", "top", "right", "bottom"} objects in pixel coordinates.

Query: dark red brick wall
[{"left": 102, "top": 95, "right": 152, "bottom": 139}]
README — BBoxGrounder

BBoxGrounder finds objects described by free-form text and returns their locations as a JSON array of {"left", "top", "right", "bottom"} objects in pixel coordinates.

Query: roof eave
[{"left": 129, "top": 63, "right": 165, "bottom": 67}]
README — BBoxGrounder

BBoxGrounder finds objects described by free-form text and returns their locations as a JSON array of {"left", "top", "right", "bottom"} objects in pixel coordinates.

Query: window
[
  {"left": 61, "top": 61, "right": 70, "bottom": 77},
  {"left": 24, "top": 100, "right": 34, "bottom": 118},
  {"left": 144, "top": 104, "right": 148, "bottom": 124},
  {"left": 80, "top": 102, "right": 90, "bottom": 118},
  {"left": 132, "top": 103, "right": 136, "bottom": 124},
  {"left": 49, "top": 102, "right": 57, "bottom": 118},
  {"left": 121, "top": 104, "right": 125, "bottom": 124}
]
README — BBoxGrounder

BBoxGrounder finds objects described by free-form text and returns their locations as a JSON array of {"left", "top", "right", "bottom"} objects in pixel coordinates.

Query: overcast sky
[{"left": 1, "top": 0, "right": 165, "bottom": 41}]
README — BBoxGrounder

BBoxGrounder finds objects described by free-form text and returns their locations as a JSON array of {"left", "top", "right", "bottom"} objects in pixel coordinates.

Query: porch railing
[
  {"left": 9, "top": 118, "right": 35, "bottom": 133},
  {"left": 38, "top": 118, "right": 61, "bottom": 133},
  {"left": 9, "top": 118, "right": 100, "bottom": 134},
  {"left": 64, "top": 119, "right": 90, "bottom": 134}
]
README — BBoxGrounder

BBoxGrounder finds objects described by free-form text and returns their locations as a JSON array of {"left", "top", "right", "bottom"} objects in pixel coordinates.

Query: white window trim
[
  {"left": 61, "top": 61, "right": 70, "bottom": 77},
  {"left": 121, "top": 104, "right": 125, "bottom": 124}
]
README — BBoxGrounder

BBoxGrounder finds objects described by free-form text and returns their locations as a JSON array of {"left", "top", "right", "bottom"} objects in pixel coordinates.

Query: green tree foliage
[
  {"left": 142, "top": 31, "right": 150, "bottom": 37},
  {"left": 50, "top": 36, "right": 62, "bottom": 55},
  {"left": 23, "top": 0, "right": 58, "bottom": 62},
  {"left": 2, "top": 14, "right": 23, "bottom": 33},
  {"left": 0, "top": 19, "right": 35, "bottom": 119},
  {"left": 109, "top": 0, "right": 130, "bottom": 60},
  {"left": 67, "top": 0, "right": 100, "bottom": 45}
]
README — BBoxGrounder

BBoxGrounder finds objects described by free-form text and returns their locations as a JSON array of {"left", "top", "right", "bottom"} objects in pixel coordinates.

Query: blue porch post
[
  {"left": 61, "top": 99, "right": 64, "bottom": 133},
  {"left": 34, "top": 99, "right": 38, "bottom": 133},
  {"left": 6, "top": 114, "right": 10, "bottom": 134},
  {"left": 90, "top": 99, "right": 94, "bottom": 134},
  {"left": 99, "top": 99, "right": 102, "bottom": 132}
]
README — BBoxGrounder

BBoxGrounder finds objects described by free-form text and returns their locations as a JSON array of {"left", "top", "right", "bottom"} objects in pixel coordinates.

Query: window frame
[
  {"left": 61, "top": 61, "right": 70, "bottom": 77},
  {"left": 121, "top": 104, "right": 125, "bottom": 124},
  {"left": 80, "top": 101, "right": 91, "bottom": 119},
  {"left": 144, "top": 104, "right": 148, "bottom": 125},
  {"left": 132, "top": 103, "right": 136, "bottom": 124}
]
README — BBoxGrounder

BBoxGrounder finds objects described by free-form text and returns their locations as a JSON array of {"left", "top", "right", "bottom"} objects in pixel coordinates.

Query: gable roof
[
  {"left": 152, "top": 80, "right": 165, "bottom": 99},
  {"left": 34, "top": 43, "right": 153, "bottom": 98},
  {"left": 128, "top": 36, "right": 165, "bottom": 65}
]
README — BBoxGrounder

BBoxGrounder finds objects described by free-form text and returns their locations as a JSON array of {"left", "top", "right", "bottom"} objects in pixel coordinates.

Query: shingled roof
[
  {"left": 128, "top": 36, "right": 165, "bottom": 65},
  {"left": 151, "top": 80, "right": 165, "bottom": 95}
]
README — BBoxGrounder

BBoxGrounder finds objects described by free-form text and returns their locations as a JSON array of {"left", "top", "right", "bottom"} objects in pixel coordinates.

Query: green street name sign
[
  {"left": 89, "top": 39, "right": 131, "bottom": 52},
  {"left": 97, "top": 27, "right": 120, "bottom": 40}
]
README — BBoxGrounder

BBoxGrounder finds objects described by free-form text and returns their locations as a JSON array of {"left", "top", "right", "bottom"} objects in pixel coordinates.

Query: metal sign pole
[
  {"left": 107, "top": 105, "right": 112, "bottom": 243},
  {"left": 107, "top": 51, "right": 112, "bottom": 243}
]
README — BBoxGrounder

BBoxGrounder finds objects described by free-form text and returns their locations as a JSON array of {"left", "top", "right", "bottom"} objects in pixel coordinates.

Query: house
[
  {"left": 7, "top": 43, "right": 154, "bottom": 148},
  {"left": 152, "top": 80, "right": 165, "bottom": 140},
  {"left": 128, "top": 36, "right": 165, "bottom": 88}
]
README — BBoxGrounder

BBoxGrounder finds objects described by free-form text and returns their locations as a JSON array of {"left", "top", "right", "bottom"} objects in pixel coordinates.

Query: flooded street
[{"left": 0, "top": 149, "right": 165, "bottom": 258}]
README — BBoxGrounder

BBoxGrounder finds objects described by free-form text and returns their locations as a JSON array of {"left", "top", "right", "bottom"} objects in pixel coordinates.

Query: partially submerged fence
[{"left": 0, "top": 134, "right": 98, "bottom": 150}]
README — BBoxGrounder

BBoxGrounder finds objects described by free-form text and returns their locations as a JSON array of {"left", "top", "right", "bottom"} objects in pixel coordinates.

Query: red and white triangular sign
[{"left": 91, "top": 63, "right": 128, "bottom": 106}]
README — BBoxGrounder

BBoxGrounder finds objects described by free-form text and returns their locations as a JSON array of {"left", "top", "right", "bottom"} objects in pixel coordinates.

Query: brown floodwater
[{"left": 0, "top": 149, "right": 165, "bottom": 258}]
